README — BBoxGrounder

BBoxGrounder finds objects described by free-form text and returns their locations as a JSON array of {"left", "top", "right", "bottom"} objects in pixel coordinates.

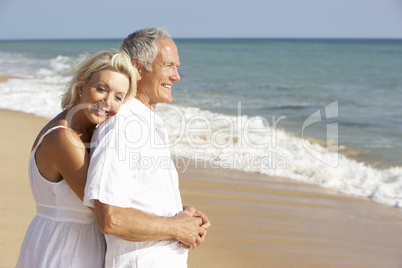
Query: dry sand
[
  {"left": 1, "top": 108, "right": 402, "bottom": 268},
  {"left": 0, "top": 75, "right": 20, "bottom": 83}
]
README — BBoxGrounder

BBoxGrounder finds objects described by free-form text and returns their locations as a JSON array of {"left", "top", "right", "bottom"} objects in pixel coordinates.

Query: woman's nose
[{"left": 104, "top": 93, "right": 113, "bottom": 108}]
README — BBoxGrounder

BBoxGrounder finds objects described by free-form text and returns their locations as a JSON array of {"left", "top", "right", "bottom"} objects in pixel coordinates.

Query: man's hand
[
  {"left": 183, "top": 206, "right": 212, "bottom": 231},
  {"left": 177, "top": 207, "right": 211, "bottom": 249},
  {"left": 173, "top": 211, "right": 206, "bottom": 250}
]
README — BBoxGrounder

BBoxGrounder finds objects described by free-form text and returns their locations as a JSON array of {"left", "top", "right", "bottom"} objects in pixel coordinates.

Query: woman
[{"left": 16, "top": 50, "right": 138, "bottom": 267}]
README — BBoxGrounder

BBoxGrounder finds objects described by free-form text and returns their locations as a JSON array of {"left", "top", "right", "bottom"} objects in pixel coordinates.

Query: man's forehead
[{"left": 156, "top": 39, "right": 180, "bottom": 64}]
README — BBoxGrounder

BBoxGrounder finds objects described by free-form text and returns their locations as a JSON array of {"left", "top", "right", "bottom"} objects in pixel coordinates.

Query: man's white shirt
[{"left": 84, "top": 98, "right": 187, "bottom": 268}]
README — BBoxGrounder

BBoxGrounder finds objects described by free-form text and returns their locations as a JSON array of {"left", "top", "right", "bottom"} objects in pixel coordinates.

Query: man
[{"left": 84, "top": 28, "right": 211, "bottom": 267}]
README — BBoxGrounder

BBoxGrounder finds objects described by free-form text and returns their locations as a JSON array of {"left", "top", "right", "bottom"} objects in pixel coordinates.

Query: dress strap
[{"left": 32, "top": 126, "right": 68, "bottom": 153}]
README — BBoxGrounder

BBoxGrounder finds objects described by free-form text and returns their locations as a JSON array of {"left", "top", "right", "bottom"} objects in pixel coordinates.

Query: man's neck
[{"left": 135, "top": 94, "right": 156, "bottom": 112}]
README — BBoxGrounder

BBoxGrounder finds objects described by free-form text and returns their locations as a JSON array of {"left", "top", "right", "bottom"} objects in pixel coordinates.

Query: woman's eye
[
  {"left": 97, "top": 86, "right": 106, "bottom": 92},
  {"left": 115, "top": 94, "right": 124, "bottom": 102}
]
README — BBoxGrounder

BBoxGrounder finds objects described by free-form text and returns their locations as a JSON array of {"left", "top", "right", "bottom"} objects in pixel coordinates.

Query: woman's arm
[{"left": 35, "top": 127, "right": 89, "bottom": 201}]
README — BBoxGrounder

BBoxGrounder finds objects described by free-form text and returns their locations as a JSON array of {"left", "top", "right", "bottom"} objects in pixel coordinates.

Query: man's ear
[{"left": 131, "top": 60, "right": 142, "bottom": 80}]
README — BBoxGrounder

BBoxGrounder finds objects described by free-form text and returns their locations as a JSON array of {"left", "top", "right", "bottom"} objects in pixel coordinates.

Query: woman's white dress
[{"left": 16, "top": 126, "right": 106, "bottom": 268}]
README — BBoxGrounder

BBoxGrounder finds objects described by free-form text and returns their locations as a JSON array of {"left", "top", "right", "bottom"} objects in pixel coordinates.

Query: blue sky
[{"left": 1, "top": 0, "right": 402, "bottom": 40}]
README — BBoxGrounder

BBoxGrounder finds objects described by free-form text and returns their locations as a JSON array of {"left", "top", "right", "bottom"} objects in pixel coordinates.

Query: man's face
[{"left": 137, "top": 38, "right": 181, "bottom": 108}]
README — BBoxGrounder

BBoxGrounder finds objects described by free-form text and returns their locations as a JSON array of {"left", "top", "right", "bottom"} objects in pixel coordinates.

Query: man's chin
[{"left": 162, "top": 95, "right": 173, "bottom": 103}]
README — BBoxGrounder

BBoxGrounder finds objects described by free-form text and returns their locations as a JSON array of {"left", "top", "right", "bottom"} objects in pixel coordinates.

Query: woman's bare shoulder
[
  {"left": 40, "top": 126, "right": 84, "bottom": 153},
  {"left": 31, "top": 111, "right": 82, "bottom": 151}
]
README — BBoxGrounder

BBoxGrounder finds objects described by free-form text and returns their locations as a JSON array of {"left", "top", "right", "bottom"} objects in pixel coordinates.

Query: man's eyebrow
[{"left": 164, "top": 61, "right": 181, "bottom": 67}]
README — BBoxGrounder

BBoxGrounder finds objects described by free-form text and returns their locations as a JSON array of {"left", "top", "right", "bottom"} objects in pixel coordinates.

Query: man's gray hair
[{"left": 120, "top": 28, "right": 171, "bottom": 71}]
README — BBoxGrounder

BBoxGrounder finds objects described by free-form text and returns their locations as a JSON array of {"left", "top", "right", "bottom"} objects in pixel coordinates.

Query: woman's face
[{"left": 78, "top": 69, "right": 129, "bottom": 124}]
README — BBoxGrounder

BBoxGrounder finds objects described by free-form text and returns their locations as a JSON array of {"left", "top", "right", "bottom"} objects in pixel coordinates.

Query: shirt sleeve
[{"left": 84, "top": 117, "right": 139, "bottom": 208}]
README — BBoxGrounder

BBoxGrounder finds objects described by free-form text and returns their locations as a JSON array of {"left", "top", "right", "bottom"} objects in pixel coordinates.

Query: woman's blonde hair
[{"left": 61, "top": 50, "right": 138, "bottom": 110}]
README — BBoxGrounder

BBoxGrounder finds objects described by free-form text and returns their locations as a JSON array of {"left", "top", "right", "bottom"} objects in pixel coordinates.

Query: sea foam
[{"left": 157, "top": 104, "right": 402, "bottom": 208}]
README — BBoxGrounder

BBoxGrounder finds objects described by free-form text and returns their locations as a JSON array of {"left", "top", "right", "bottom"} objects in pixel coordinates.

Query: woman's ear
[{"left": 76, "top": 79, "right": 84, "bottom": 97}]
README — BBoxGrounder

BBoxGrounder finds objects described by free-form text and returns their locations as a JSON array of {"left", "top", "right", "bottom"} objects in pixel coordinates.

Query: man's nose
[{"left": 171, "top": 68, "right": 180, "bottom": 82}]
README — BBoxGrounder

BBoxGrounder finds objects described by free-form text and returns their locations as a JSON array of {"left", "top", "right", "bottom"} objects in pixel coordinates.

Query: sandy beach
[
  {"left": 1, "top": 107, "right": 402, "bottom": 267},
  {"left": 0, "top": 75, "right": 20, "bottom": 83}
]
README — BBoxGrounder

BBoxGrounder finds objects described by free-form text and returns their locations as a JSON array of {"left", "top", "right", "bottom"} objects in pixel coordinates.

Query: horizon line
[{"left": 1, "top": 36, "right": 402, "bottom": 42}]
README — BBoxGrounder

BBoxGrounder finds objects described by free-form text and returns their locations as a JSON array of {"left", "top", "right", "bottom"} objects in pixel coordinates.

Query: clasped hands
[{"left": 175, "top": 206, "right": 211, "bottom": 250}]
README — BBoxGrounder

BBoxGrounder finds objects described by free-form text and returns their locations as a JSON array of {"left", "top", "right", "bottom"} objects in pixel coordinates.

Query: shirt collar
[{"left": 125, "top": 98, "right": 164, "bottom": 129}]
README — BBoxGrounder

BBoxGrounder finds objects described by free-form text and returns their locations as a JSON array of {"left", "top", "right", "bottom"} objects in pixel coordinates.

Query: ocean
[{"left": 0, "top": 38, "right": 401, "bottom": 208}]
